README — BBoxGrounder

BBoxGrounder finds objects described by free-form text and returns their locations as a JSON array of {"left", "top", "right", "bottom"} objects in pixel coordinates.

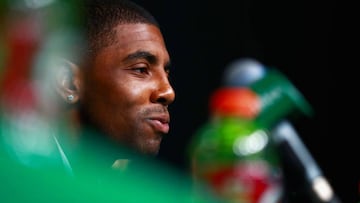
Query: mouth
[{"left": 147, "top": 115, "right": 170, "bottom": 134}]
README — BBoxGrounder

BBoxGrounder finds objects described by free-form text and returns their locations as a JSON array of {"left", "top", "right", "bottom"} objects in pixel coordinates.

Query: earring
[{"left": 67, "top": 95, "right": 74, "bottom": 102}]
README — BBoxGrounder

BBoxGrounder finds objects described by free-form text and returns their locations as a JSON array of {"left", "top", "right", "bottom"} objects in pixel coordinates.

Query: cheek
[
  {"left": 117, "top": 81, "right": 152, "bottom": 105},
  {"left": 126, "top": 84, "right": 146, "bottom": 98},
  {"left": 92, "top": 84, "right": 147, "bottom": 121}
]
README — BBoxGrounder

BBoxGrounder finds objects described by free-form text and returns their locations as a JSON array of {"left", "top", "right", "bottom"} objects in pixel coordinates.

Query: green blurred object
[
  {"left": 0, "top": 113, "right": 222, "bottom": 203},
  {"left": 0, "top": 139, "right": 220, "bottom": 203},
  {"left": 189, "top": 68, "right": 313, "bottom": 203},
  {"left": 190, "top": 110, "right": 283, "bottom": 203}
]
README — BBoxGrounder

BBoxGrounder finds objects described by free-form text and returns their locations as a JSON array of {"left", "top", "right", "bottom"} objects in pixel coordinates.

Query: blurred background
[
  {"left": 130, "top": 0, "right": 354, "bottom": 202},
  {"left": 0, "top": 0, "right": 355, "bottom": 202}
]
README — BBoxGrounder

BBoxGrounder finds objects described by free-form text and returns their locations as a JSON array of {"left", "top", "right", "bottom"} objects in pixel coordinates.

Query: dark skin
[{"left": 58, "top": 23, "right": 175, "bottom": 156}]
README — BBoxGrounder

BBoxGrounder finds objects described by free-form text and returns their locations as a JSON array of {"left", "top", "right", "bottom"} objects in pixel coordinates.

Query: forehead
[
  {"left": 114, "top": 23, "right": 165, "bottom": 45},
  {"left": 106, "top": 24, "right": 169, "bottom": 61}
]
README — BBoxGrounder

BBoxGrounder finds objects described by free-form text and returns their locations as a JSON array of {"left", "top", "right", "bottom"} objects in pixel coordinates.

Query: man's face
[{"left": 80, "top": 24, "right": 175, "bottom": 155}]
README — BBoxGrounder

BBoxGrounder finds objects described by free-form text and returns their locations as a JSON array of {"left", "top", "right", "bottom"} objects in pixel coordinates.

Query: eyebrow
[
  {"left": 124, "top": 50, "right": 171, "bottom": 70},
  {"left": 125, "top": 50, "right": 156, "bottom": 63}
]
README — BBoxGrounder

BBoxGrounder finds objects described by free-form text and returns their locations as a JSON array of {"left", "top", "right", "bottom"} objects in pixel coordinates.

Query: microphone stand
[{"left": 271, "top": 120, "right": 342, "bottom": 203}]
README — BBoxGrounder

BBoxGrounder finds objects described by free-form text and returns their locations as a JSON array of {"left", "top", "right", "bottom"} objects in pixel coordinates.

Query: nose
[{"left": 151, "top": 74, "right": 175, "bottom": 106}]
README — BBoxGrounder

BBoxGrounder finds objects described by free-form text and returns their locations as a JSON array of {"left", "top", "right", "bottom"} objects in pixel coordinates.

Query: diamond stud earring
[{"left": 67, "top": 95, "right": 74, "bottom": 102}]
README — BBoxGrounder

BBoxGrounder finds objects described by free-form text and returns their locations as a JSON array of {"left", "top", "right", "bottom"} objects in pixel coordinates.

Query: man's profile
[{"left": 58, "top": 0, "right": 174, "bottom": 154}]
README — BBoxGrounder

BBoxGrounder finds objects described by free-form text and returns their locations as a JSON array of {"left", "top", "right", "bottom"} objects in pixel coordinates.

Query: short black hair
[{"left": 83, "top": 0, "right": 160, "bottom": 54}]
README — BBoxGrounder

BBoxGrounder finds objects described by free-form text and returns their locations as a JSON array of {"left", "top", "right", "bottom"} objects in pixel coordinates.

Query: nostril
[{"left": 156, "top": 97, "right": 167, "bottom": 105}]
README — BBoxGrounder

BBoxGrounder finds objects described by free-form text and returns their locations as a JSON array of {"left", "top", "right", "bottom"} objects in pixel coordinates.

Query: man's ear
[{"left": 55, "top": 59, "right": 82, "bottom": 105}]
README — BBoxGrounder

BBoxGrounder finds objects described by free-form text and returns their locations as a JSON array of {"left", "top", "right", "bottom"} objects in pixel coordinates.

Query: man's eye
[{"left": 132, "top": 67, "right": 148, "bottom": 74}]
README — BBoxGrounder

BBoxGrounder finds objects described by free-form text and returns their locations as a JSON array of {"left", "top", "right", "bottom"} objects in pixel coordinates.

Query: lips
[{"left": 147, "top": 115, "right": 170, "bottom": 134}]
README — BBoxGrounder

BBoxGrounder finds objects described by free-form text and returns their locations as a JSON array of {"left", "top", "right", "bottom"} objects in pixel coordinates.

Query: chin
[
  {"left": 141, "top": 146, "right": 160, "bottom": 156},
  {"left": 138, "top": 140, "right": 161, "bottom": 156}
]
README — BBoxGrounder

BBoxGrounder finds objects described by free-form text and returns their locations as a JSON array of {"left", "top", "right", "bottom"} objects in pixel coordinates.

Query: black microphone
[
  {"left": 271, "top": 120, "right": 341, "bottom": 203},
  {"left": 221, "top": 58, "right": 341, "bottom": 203}
]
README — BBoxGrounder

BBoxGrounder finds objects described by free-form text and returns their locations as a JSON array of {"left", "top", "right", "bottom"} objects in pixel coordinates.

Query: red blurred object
[
  {"left": 1, "top": 13, "right": 42, "bottom": 112},
  {"left": 207, "top": 162, "right": 274, "bottom": 203},
  {"left": 209, "top": 87, "right": 261, "bottom": 119}
]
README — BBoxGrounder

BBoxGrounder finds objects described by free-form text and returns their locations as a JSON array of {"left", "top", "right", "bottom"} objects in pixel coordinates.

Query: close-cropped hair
[{"left": 83, "top": 0, "right": 160, "bottom": 54}]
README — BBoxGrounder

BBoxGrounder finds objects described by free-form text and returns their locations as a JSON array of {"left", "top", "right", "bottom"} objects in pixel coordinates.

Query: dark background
[{"left": 133, "top": 1, "right": 353, "bottom": 202}]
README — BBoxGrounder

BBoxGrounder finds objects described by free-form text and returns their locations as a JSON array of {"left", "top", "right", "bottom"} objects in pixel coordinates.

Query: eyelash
[
  {"left": 132, "top": 67, "right": 149, "bottom": 74},
  {"left": 130, "top": 66, "right": 170, "bottom": 78}
]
